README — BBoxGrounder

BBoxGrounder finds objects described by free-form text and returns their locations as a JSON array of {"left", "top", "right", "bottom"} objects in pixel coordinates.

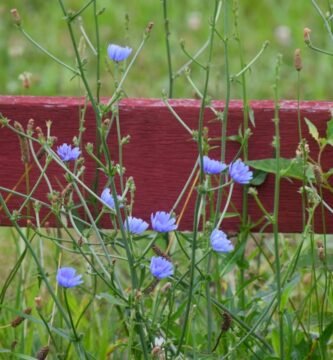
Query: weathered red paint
[{"left": 0, "top": 96, "right": 332, "bottom": 233}]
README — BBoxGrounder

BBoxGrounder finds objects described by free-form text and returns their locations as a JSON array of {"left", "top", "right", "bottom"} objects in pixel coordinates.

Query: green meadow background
[{"left": 1, "top": 0, "right": 333, "bottom": 100}]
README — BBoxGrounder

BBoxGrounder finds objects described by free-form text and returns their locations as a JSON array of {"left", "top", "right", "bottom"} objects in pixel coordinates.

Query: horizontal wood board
[{"left": 0, "top": 96, "right": 333, "bottom": 233}]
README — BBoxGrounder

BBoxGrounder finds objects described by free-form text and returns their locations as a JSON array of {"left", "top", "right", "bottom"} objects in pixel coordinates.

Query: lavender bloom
[
  {"left": 151, "top": 211, "right": 177, "bottom": 233},
  {"left": 229, "top": 159, "right": 253, "bottom": 184},
  {"left": 150, "top": 256, "right": 174, "bottom": 279},
  {"left": 125, "top": 216, "right": 149, "bottom": 234},
  {"left": 56, "top": 267, "right": 83, "bottom": 288},
  {"left": 203, "top": 156, "right": 227, "bottom": 175},
  {"left": 57, "top": 143, "right": 81, "bottom": 161},
  {"left": 101, "top": 188, "right": 122, "bottom": 209},
  {"left": 107, "top": 44, "right": 132, "bottom": 62},
  {"left": 210, "top": 229, "right": 234, "bottom": 253}
]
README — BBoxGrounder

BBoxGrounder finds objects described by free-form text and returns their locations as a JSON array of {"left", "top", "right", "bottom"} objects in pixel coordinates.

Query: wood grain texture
[{"left": 0, "top": 96, "right": 333, "bottom": 233}]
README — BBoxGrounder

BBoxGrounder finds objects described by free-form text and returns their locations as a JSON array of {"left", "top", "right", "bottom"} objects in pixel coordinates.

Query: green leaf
[
  {"left": 326, "top": 118, "right": 333, "bottom": 146},
  {"left": 250, "top": 169, "right": 268, "bottom": 186},
  {"left": 247, "top": 158, "right": 314, "bottom": 181},
  {"left": 304, "top": 117, "right": 319, "bottom": 141},
  {"left": 319, "top": 320, "right": 333, "bottom": 351},
  {"left": 248, "top": 106, "right": 255, "bottom": 127},
  {"left": 280, "top": 275, "right": 300, "bottom": 310},
  {"left": 227, "top": 134, "right": 242, "bottom": 143},
  {"left": 223, "top": 212, "right": 239, "bottom": 219}
]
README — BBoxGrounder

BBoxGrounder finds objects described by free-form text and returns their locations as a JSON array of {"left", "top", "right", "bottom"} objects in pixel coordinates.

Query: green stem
[
  {"left": 311, "top": 0, "right": 333, "bottom": 42},
  {"left": 162, "top": 97, "right": 193, "bottom": 135},
  {"left": 176, "top": 1, "right": 220, "bottom": 354},
  {"left": 115, "top": 111, "right": 125, "bottom": 192},
  {"left": 63, "top": 289, "right": 87, "bottom": 359},
  {"left": 216, "top": 182, "right": 234, "bottom": 228},
  {"left": 105, "top": 30, "right": 152, "bottom": 110},
  {"left": 70, "top": 0, "right": 95, "bottom": 20},
  {"left": 0, "top": 197, "right": 73, "bottom": 335},
  {"left": 108, "top": 179, "right": 149, "bottom": 358},
  {"left": 232, "top": 41, "right": 269, "bottom": 79},
  {"left": 272, "top": 54, "right": 284, "bottom": 359},
  {"left": 18, "top": 27, "right": 79, "bottom": 75},
  {"left": 93, "top": 0, "right": 101, "bottom": 102},
  {"left": 236, "top": 1, "right": 250, "bottom": 309},
  {"left": 215, "top": 0, "right": 231, "bottom": 226},
  {"left": 57, "top": 0, "right": 103, "bottom": 199},
  {"left": 162, "top": 0, "right": 173, "bottom": 98}
]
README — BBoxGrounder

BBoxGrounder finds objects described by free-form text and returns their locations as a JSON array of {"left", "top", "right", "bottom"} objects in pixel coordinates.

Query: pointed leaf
[
  {"left": 304, "top": 117, "right": 319, "bottom": 141},
  {"left": 319, "top": 319, "right": 333, "bottom": 351},
  {"left": 250, "top": 169, "right": 268, "bottom": 186},
  {"left": 248, "top": 106, "right": 255, "bottom": 127},
  {"left": 326, "top": 118, "right": 333, "bottom": 146},
  {"left": 247, "top": 158, "right": 314, "bottom": 181}
]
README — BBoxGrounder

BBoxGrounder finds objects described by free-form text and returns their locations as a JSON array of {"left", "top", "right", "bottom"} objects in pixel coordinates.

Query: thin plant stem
[
  {"left": 162, "top": 97, "right": 193, "bottom": 135},
  {"left": 173, "top": 2, "right": 222, "bottom": 79},
  {"left": 215, "top": 0, "right": 231, "bottom": 226},
  {"left": 216, "top": 182, "right": 234, "bottom": 228},
  {"left": 105, "top": 28, "right": 153, "bottom": 110},
  {"left": 176, "top": 1, "right": 221, "bottom": 354},
  {"left": 170, "top": 157, "right": 199, "bottom": 214},
  {"left": 311, "top": 0, "right": 333, "bottom": 42},
  {"left": 93, "top": 0, "right": 101, "bottom": 102},
  {"left": 57, "top": 0, "right": 104, "bottom": 200},
  {"left": 17, "top": 27, "right": 80, "bottom": 75},
  {"left": 63, "top": 289, "right": 87, "bottom": 359},
  {"left": 162, "top": 0, "right": 173, "bottom": 98},
  {"left": 232, "top": 40, "right": 269, "bottom": 79},
  {"left": 234, "top": 0, "right": 250, "bottom": 310},
  {"left": 115, "top": 111, "right": 125, "bottom": 192},
  {"left": 78, "top": 19, "right": 97, "bottom": 56},
  {"left": 70, "top": 0, "right": 95, "bottom": 20},
  {"left": 0, "top": 197, "right": 74, "bottom": 335},
  {"left": 272, "top": 54, "right": 284, "bottom": 359}
]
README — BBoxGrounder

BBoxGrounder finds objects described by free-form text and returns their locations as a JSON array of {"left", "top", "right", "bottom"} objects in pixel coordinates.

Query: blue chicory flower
[
  {"left": 107, "top": 44, "right": 132, "bottom": 62},
  {"left": 125, "top": 216, "right": 149, "bottom": 234},
  {"left": 229, "top": 159, "right": 253, "bottom": 184},
  {"left": 101, "top": 188, "right": 122, "bottom": 209},
  {"left": 151, "top": 211, "right": 178, "bottom": 233},
  {"left": 210, "top": 229, "right": 234, "bottom": 253},
  {"left": 57, "top": 143, "right": 81, "bottom": 161},
  {"left": 150, "top": 256, "right": 174, "bottom": 279},
  {"left": 203, "top": 156, "right": 227, "bottom": 175},
  {"left": 56, "top": 267, "right": 83, "bottom": 288}
]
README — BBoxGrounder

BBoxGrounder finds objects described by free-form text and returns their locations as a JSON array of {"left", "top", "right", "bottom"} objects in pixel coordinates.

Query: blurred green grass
[{"left": 1, "top": 0, "right": 333, "bottom": 100}]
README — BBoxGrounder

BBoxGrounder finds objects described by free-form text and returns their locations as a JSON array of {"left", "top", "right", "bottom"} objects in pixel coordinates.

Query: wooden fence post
[{"left": 0, "top": 96, "right": 333, "bottom": 232}]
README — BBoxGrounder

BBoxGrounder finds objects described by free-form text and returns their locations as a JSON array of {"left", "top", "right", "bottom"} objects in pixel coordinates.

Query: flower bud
[
  {"left": 11, "top": 307, "right": 32, "bottom": 327},
  {"left": 10, "top": 9, "right": 21, "bottom": 26},
  {"left": 11, "top": 340, "right": 18, "bottom": 351},
  {"left": 18, "top": 72, "right": 32, "bottom": 89},
  {"left": 34, "top": 296, "right": 43, "bottom": 310},
  {"left": 313, "top": 165, "right": 323, "bottom": 186},
  {"left": 221, "top": 312, "right": 232, "bottom": 332},
  {"left": 27, "top": 118, "right": 34, "bottom": 134},
  {"left": 248, "top": 187, "right": 258, "bottom": 196},
  {"left": 151, "top": 245, "right": 171, "bottom": 261},
  {"left": 144, "top": 278, "right": 159, "bottom": 295},
  {"left": 14, "top": 121, "right": 30, "bottom": 164},
  {"left": 294, "top": 48, "right": 302, "bottom": 71},
  {"left": 146, "top": 21, "right": 154, "bottom": 33},
  {"left": 304, "top": 27, "right": 311, "bottom": 44},
  {"left": 36, "top": 345, "right": 50, "bottom": 360}
]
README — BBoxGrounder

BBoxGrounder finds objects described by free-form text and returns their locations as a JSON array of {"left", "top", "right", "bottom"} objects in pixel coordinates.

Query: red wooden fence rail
[{"left": 0, "top": 96, "right": 333, "bottom": 233}]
